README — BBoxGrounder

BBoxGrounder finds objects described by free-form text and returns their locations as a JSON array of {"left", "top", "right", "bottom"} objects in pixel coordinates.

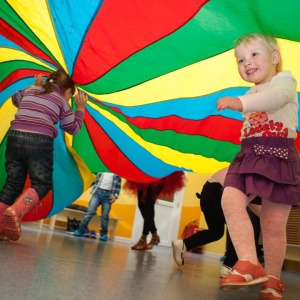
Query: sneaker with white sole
[
  {"left": 220, "top": 265, "right": 232, "bottom": 278},
  {"left": 172, "top": 239, "right": 186, "bottom": 266},
  {"left": 89, "top": 230, "right": 97, "bottom": 239},
  {"left": 84, "top": 229, "right": 90, "bottom": 238}
]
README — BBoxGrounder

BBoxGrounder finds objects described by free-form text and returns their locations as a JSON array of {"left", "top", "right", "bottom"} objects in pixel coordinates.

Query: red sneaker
[{"left": 220, "top": 260, "right": 268, "bottom": 290}]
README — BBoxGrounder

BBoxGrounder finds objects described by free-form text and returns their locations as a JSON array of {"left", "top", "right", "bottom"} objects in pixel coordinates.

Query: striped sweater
[{"left": 11, "top": 84, "right": 84, "bottom": 138}]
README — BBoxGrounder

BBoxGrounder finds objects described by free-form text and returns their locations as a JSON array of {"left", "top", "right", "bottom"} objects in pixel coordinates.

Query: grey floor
[{"left": 0, "top": 224, "right": 299, "bottom": 300}]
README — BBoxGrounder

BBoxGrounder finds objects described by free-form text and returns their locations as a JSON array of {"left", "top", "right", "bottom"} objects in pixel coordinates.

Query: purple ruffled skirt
[{"left": 224, "top": 137, "right": 300, "bottom": 205}]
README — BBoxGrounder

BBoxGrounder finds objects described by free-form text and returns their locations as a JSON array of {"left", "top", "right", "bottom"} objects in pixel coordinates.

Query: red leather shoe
[
  {"left": 147, "top": 236, "right": 160, "bottom": 250},
  {"left": 260, "top": 276, "right": 285, "bottom": 299},
  {"left": 131, "top": 238, "right": 148, "bottom": 250},
  {"left": 220, "top": 260, "right": 268, "bottom": 291}
]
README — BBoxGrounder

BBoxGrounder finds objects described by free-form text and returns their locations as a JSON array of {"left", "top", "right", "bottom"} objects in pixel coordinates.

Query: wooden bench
[{"left": 38, "top": 208, "right": 121, "bottom": 241}]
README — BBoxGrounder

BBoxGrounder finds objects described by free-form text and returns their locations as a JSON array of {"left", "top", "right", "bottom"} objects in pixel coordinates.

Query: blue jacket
[{"left": 90, "top": 172, "right": 121, "bottom": 198}]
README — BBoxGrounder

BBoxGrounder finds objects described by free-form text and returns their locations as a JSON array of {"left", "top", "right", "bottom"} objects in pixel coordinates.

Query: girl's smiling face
[{"left": 235, "top": 39, "right": 280, "bottom": 85}]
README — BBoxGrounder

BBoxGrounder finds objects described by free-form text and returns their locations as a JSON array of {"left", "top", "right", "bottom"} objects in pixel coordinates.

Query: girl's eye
[
  {"left": 252, "top": 52, "right": 258, "bottom": 57},
  {"left": 238, "top": 59, "right": 244, "bottom": 64}
]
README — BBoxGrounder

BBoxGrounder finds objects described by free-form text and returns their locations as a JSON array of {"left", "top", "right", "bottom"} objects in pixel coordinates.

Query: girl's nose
[{"left": 244, "top": 58, "right": 251, "bottom": 66}]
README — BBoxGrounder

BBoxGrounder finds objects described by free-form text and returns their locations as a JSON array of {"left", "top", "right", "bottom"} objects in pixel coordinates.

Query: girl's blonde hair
[
  {"left": 38, "top": 69, "right": 76, "bottom": 96},
  {"left": 234, "top": 33, "right": 282, "bottom": 73}
]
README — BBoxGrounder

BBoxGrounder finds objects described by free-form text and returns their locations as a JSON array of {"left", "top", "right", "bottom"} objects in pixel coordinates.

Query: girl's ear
[
  {"left": 272, "top": 50, "right": 280, "bottom": 66},
  {"left": 63, "top": 88, "right": 72, "bottom": 100}
]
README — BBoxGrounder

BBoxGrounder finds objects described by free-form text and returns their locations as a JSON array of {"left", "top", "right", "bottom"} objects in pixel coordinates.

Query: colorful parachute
[{"left": 1, "top": 0, "right": 300, "bottom": 219}]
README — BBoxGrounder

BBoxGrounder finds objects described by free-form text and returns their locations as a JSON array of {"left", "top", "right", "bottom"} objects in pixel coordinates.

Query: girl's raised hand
[
  {"left": 74, "top": 92, "right": 88, "bottom": 112},
  {"left": 34, "top": 74, "right": 44, "bottom": 86}
]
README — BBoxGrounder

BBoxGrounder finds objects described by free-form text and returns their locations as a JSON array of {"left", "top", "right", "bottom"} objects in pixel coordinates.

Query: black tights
[
  {"left": 184, "top": 181, "right": 262, "bottom": 268},
  {"left": 138, "top": 187, "right": 159, "bottom": 235},
  {"left": 184, "top": 182, "right": 225, "bottom": 250}
]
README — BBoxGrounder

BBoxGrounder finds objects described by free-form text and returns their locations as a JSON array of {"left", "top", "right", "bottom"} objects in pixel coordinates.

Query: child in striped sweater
[{"left": 0, "top": 69, "right": 87, "bottom": 241}]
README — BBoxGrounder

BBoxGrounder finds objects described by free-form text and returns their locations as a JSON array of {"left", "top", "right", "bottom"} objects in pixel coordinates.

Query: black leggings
[
  {"left": 138, "top": 186, "right": 161, "bottom": 235},
  {"left": 184, "top": 182, "right": 225, "bottom": 250},
  {"left": 184, "top": 181, "right": 261, "bottom": 267}
]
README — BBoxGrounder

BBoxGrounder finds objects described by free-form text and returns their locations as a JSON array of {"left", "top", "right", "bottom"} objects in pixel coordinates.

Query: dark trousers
[
  {"left": 184, "top": 181, "right": 262, "bottom": 268},
  {"left": 184, "top": 182, "right": 225, "bottom": 250},
  {"left": 138, "top": 186, "right": 160, "bottom": 235},
  {"left": 0, "top": 130, "right": 53, "bottom": 205}
]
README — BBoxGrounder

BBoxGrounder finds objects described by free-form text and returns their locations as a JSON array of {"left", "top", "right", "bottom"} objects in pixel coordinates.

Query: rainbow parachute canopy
[{"left": 1, "top": 0, "right": 300, "bottom": 219}]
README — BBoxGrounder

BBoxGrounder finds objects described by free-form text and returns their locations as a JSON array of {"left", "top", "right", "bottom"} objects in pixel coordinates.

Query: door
[{"left": 131, "top": 188, "right": 185, "bottom": 247}]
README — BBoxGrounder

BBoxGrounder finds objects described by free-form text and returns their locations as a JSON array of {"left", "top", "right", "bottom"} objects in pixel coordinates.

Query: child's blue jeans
[{"left": 79, "top": 188, "right": 111, "bottom": 236}]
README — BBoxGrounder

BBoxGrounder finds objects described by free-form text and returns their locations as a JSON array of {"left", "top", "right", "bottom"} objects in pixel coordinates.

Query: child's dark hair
[{"left": 38, "top": 69, "right": 76, "bottom": 96}]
